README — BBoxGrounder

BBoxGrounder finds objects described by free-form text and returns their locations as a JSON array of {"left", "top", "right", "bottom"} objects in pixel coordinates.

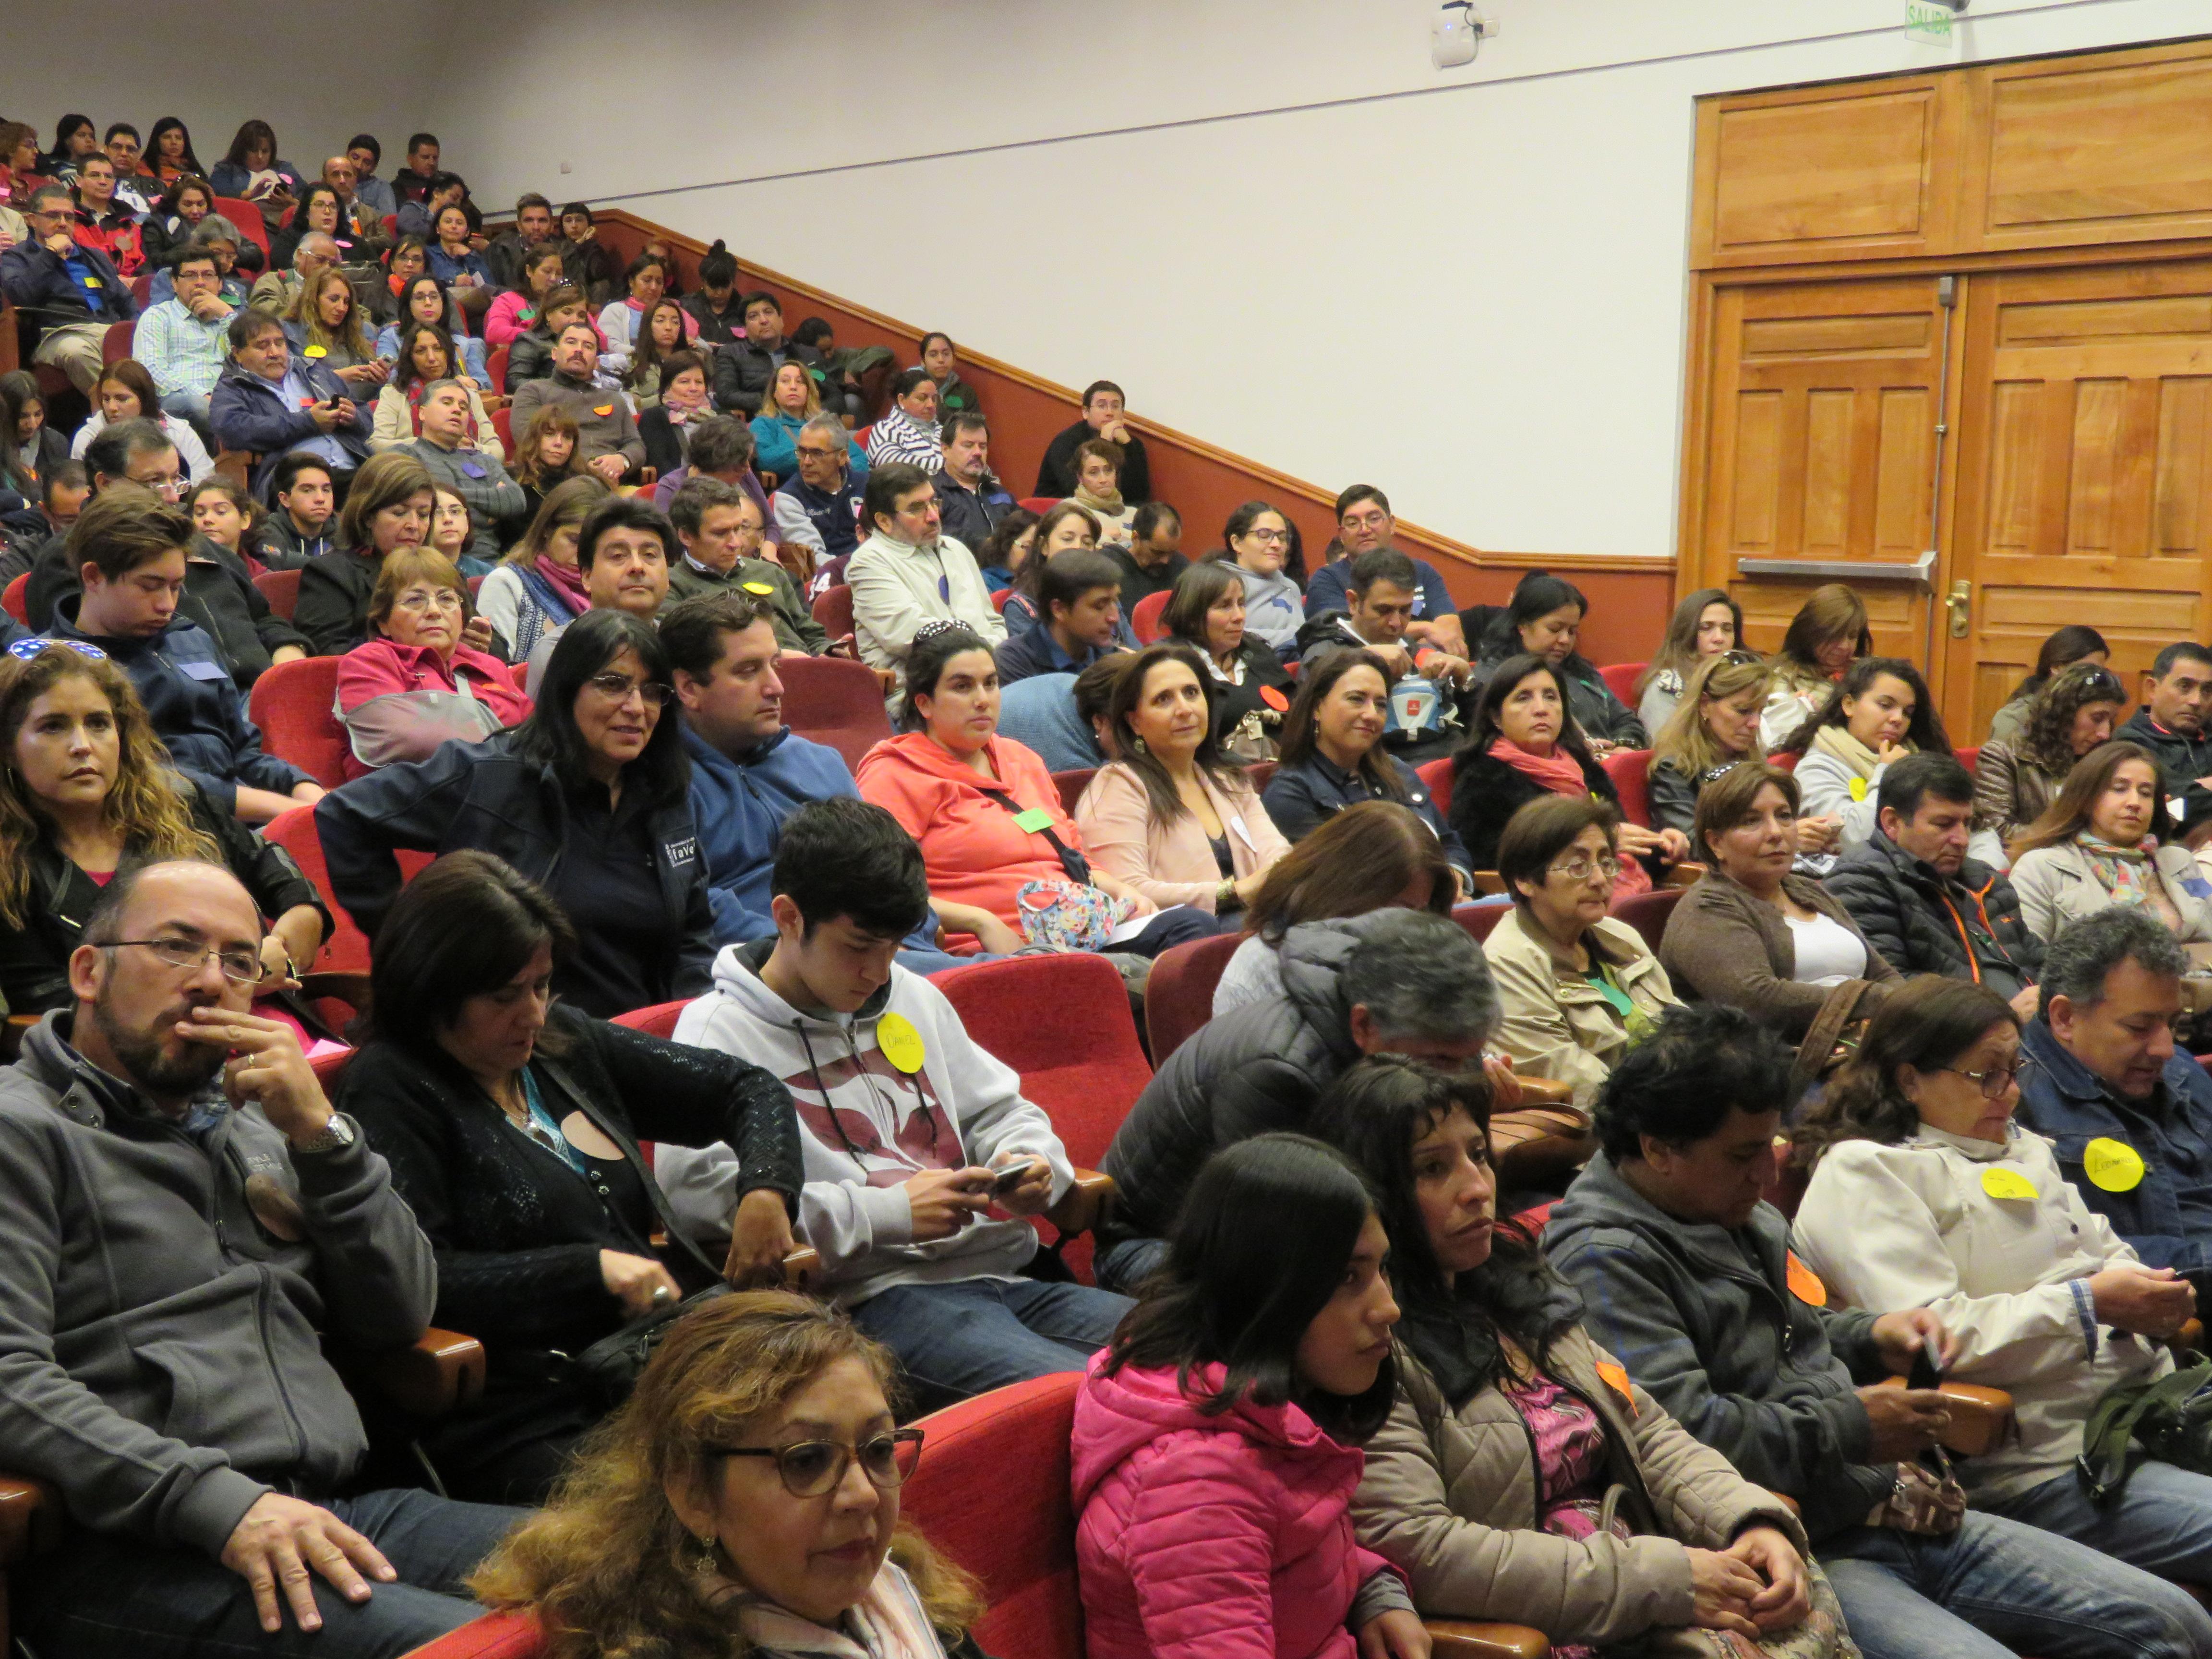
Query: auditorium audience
[
  {"left": 294, "top": 450, "right": 437, "bottom": 655},
  {"left": 468, "top": 1290, "right": 990, "bottom": 1659},
  {"left": 1635, "top": 587, "right": 1742, "bottom": 738},
  {"left": 476, "top": 475, "right": 608, "bottom": 663},
  {"left": 1974, "top": 660, "right": 2131, "bottom": 854},
  {"left": 2008, "top": 740, "right": 2212, "bottom": 944},
  {"left": 1646, "top": 649, "right": 1783, "bottom": 839},
  {"left": 1262, "top": 647, "right": 1469, "bottom": 876},
  {"left": 334, "top": 851, "right": 799, "bottom": 1503},
  {"left": 1826, "top": 752, "right": 2043, "bottom": 1018},
  {"left": 1486, "top": 795, "right": 1682, "bottom": 1106},
  {"left": 1547, "top": 1001, "right": 2212, "bottom": 1659},
  {"left": 1309, "top": 485, "right": 1465, "bottom": 657},
  {"left": 1073, "top": 1133, "right": 1420, "bottom": 1659},
  {"left": 1002, "top": 501, "right": 1104, "bottom": 635},
  {"left": 4, "top": 182, "right": 136, "bottom": 393},
  {"left": 208, "top": 306, "right": 371, "bottom": 499},
  {"left": 866, "top": 370, "right": 945, "bottom": 472},
  {"left": 658, "top": 798, "right": 1128, "bottom": 1407},
  {"left": 711, "top": 290, "right": 824, "bottom": 418},
  {"left": 1073, "top": 642, "right": 1288, "bottom": 920},
  {"left": 1475, "top": 574, "right": 1647, "bottom": 753},
  {"left": 933, "top": 411, "right": 1013, "bottom": 553},
  {"left": 1315, "top": 1057, "right": 1815, "bottom": 1649},
  {"left": 1222, "top": 498, "right": 1305, "bottom": 656},
  {"left": 1782, "top": 657, "right": 1954, "bottom": 861},
  {"left": 0, "top": 639, "right": 326, "bottom": 1015},
  {"left": 1161, "top": 556, "right": 1292, "bottom": 762},
  {"left": 1109, "top": 500, "right": 1187, "bottom": 614},
  {"left": 131, "top": 249, "right": 235, "bottom": 431},
  {"left": 508, "top": 320, "right": 645, "bottom": 485},
  {"left": 373, "top": 275, "right": 491, "bottom": 386},
  {"left": 750, "top": 359, "right": 866, "bottom": 481},
  {"left": 1096, "top": 907, "right": 1497, "bottom": 1290},
  {"left": 848, "top": 465, "right": 1006, "bottom": 708},
  {"left": 2119, "top": 641, "right": 2212, "bottom": 802},
  {"left": 1036, "top": 379, "right": 1152, "bottom": 502},
  {"left": 369, "top": 327, "right": 497, "bottom": 453},
  {"left": 0, "top": 857, "right": 523, "bottom": 1655},
  {"left": 995, "top": 549, "right": 1128, "bottom": 684},
  {"left": 1660, "top": 762, "right": 1897, "bottom": 1038},
  {"left": 1760, "top": 584, "right": 1870, "bottom": 750},
  {"left": 1791, "top": 975, "right": 2212, "bottom": 1584},
  {"left": 336, "top": 548, "right": 531, "bottom": 779},
  {"left": 1987, "top": 625, "right": 2108, "bottom": 747},
  {"left": 318, "top": 611, "right": 713, "bottom": 1018}
]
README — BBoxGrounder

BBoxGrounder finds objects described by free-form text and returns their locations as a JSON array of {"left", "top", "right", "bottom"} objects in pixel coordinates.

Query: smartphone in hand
[{"left": 1907, "top": 1345, "right": 1942, "bottom": 1392}]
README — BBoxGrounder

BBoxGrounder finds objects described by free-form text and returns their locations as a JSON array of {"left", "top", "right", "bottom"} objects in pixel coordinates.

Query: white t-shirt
[{"left": 1785, "top": 910, "right": 1867, "bottom": 987}]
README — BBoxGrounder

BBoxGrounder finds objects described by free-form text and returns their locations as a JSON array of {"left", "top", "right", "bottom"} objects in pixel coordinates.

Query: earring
[
  {"left": 1132, "top": 735, "right": 1147, "bottom": 754},
  {"left": 690, "top": 1530, "right": 719, "bottom": 1574}
]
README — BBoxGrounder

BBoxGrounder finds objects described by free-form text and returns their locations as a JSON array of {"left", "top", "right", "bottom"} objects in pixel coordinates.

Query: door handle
[{"left": 1946, "top": 580, "right": 1971, "bottom": 638}]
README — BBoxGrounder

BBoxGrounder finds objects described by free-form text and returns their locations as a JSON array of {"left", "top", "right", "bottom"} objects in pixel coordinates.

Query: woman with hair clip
[
  {"left": 1780, "top": 656, "right": 1972, "bottom": 867},
  {"left": 1215, "top": 799, "right": 1457, "bottom": 1015},
  {"left": 1070, "top": 1132, "right": 1428, "bottom": 1659},
  {"left": 2006, "top": 740, "right": 2212, "bottom": 944},
  {"left": 467, "top": 1290, "right": 994, "bottom": 1657},
  {"left": 333, "top": 852, "right": 800, "bottom": 1503},
  {"left": 319, "top": 610, "right": 715, "bottom": 1017},
  {"left": 1160, "top": 557, "right": 1294, "bottom": 763},
  {"left": 1760, "top": 584, "right": 1870, "bottom": 750},
  {"left": 374, "top": 272, "right": 492, "bottom": 386},
  {"left": 1637, "top": 588, "right": 1744, "bottom": 741},
  {"left": 1646, "top": 650, "right": 1820, "bottom": 843},
  {"left": 68, "top": 358, "right": 216, "bottom": 481},
  {"left": 1974, "top": 660, "right": 2131, "bottom": 855},
  {"left": 1312, "top": 1056, "right": 1816, "bottom": 1656},
  {"left": 1073, "top": 641, "right": 1289, "bottom": 924},
  {"left": 0, "top": 638, "right": 327, "bottom": 1017},
  {"left": 1988, "top": 626, "right": 2108, "bottom": 747},
  {"left": 475, "top": 475, "right": 612, "bottom": 664},
  {"left": 1476, "top": 572, "right": 1646, "bottom": 754}
]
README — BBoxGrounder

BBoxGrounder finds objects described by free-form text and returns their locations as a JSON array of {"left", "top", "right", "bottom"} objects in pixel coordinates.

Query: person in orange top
[{"left": 855, "top": 621, "right": 1215, "bottom": 959}]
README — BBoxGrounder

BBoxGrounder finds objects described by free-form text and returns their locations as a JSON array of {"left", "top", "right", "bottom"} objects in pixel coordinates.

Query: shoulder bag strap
[
  {"left": 534, "top": 1058, "right": 729, "bottom": 1285},
  {"left": 977, "top": 783, "right": 1091, "bottom": 885}
]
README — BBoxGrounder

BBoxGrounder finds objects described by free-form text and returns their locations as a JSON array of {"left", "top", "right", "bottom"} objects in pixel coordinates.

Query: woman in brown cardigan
[{"left": 1659, "top": 762, "right": 1897, "bottom": 1039}]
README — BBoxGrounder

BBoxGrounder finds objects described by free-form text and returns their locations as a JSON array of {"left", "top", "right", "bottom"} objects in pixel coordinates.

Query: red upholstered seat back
[
  {"left": 1131, "top": 590, "right": 1171, "bottom": 643},
  {"left": 1599, "top": 661, "right": 1646, "bottom": 705},
  {"left": 1602, "top": 747, "right": 1652, "bottom": 829},
  {"left": 252, "top": 567, "right": 302, "bottom": 621},
  {"left": 247, "top": 655, "right": 348, "bottom": 787},
  {"left": 1142, "top": 931, "right": 1242, "bottom": 1066},
  {"left": 811, "top": 582, "right": 855, "bottom": 642},
  {"left": 779, "top": 653, "right": 894, "bottom": 773},
  {"left": 263, "top": 804, "right": 432, "bottom": 973},
  {"left": 1418, "top": 755, "right": 1454, "bottom": 814},
  {"left": 1611, "top": 884, "right": 1684, "bottom": 957},
  {"left": 395, "top": 1609, "right": 543, "bottom": 1658},
  {"left": 613, "top": 1000, "right": 687, "bottom": 1038}
]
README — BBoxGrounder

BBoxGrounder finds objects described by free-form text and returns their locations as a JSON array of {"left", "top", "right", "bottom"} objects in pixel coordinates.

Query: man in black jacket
[
  {"left": 1096, "top": 909, "right": 1497, "bottom": 1291},
  {"left": 2119, "top": 642, "right": 2212, "bottom": 800},
  {"left": 1034, "top": 379, "right": 1151, "bottom": 503},
  {"left": 1826, "top": 752, "right": 2041, "bottom": 1019},
  {"left": 1, "top": 184, "right": 134, "bottom": 393},
  {"left": 710, "top": 291, "right": 826, "bottom": 418}
]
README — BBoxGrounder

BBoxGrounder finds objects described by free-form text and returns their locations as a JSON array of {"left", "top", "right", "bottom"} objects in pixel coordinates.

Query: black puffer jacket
[
  {"left": 1824, "top": 829, "right": 2043, "bottom": 999},
  {"left": 1447, "top": 743, "right": 1620, "bottom": 873}
]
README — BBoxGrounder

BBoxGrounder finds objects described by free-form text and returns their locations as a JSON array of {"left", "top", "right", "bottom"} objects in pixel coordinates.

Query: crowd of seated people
[{"left": 23, "top": 100, "right": 2212, "bottom": 1659}]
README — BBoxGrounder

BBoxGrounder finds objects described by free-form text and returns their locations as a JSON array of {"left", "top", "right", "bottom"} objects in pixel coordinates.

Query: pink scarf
[
  {"left": 1490, "top": 735, "right": 1588, "bottom": 798},
  {"left": 535, "top": 553, "right": 592, "bottom": 614}
]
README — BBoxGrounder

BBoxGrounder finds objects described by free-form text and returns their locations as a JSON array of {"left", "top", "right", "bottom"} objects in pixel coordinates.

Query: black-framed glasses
[
  {"left": 1938, "top": 1060, "right": 2025, "bottom": 1099},
  {"left": 709, "top": 1429, "right": 923, "bottom": 1497},
  {"left": 583, "top": 673, "right": 675, "bottom": 706},
  {"left": 109, "top": 934, "right": 267, "bottom": 985}
]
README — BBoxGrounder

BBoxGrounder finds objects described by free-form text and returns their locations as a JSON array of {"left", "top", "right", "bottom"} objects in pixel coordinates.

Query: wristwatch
[{"left": 291, "top": 1114, "right": 357, "bottom": 1155}]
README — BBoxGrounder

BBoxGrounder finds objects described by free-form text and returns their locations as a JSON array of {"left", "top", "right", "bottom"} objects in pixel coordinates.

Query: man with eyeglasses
[
  {"left": 0, "top": 859, "right": 524, "bottom": 1656},
  {"left": 1305, "top": 483, "right": 1467, "bottom": 659},
  {"left": 0, "top": 183, "right": 135, "bottom": 394},
  {"left": 392, "top": 380, "right": 527, "bottom": 560},
  {"left": 771, "top": 412, "right": 870, "bottom": 594},
  {"left": 2016, "top": 908, "right": 2212, "bottom": 1303},
  {"left": 48, "top": 488, "right": 322, "bottom": 823},
  {"left": 847, "top": 463, "right": 1005, "bottom": 714}
]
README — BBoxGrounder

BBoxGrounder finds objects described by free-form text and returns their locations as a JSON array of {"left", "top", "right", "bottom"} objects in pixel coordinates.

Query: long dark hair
[
  {"left": 1467, "top": 652, "right": 1600, "bottom": 772},
  {"left": 1160, "top": 558, "right": 1244, "bottom": 657},
  {"left": 1310, "top": 1057, "right": 1574, "bottom": 1407},
  {"left": 1107, "top": 643, "right": 1243, "bottom": 823},
  {"left": 391, "top": 320, "right": 461, "bottom": 394},
  {"left": 1779, "top": 656, "right": 1951, "bottom": 757},
  {"left": 146, "top": 117, "right": 203, "bottom": 177},
  {"left": 2021, "top": 660, "right": 2129, "bottom": 778},
  {"left": 515, "top": 611, "right": 689, "bottom": 808},
  {"left": 1104, "top": 1133, "right": 1395, "bottom": 1443},
  {"left": 0, "top": 372, "right": 42, "bottom": 495},
  {"left": 1278, "top": 648, "right": 1404, "bottom": 801},
  {"left": 220, "top": 119, "right": 279, "bottom": 170},
  {"left": 1637, "top": 587, "right": 1742, "bottom": 700},
  {"left": 2008, "top": 625, "right": 2107, "bottom": 705},
  {"left": 393, "top": 273, "right": 461, "bottom": 338},
  {"left": 1794, "top": 977, "right": 2017, "bottom": 1167}
]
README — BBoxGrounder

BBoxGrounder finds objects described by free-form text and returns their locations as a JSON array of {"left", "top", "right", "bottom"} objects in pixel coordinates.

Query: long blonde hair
[
  {"left": 0, "top": 646, "right": 217, "bottom": 929},
  {"left": 288, "top": 268, "right": 374, "bottom": 362},
  {"left": 469, "top": 1290, "right": 984, "bottom": 1659},
  {"left": 1654, "top": 650, "right": 1771, "bottom": 779}
]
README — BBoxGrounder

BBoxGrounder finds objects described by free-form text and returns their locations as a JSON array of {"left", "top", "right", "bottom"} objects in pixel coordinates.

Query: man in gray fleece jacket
[
  {"left": 0, "top": 861, "right": 519, "bottom": 1657},
  {"left": 1545, "top": 1003, "right": 2212, "bottom": 1659}
]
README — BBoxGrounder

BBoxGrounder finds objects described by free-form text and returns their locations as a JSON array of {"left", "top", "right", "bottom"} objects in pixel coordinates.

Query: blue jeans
[
  {"left": 1820, "top": 1510, "right": 2212, "bottom": 1659},
  {"left": 1095, "top": 1235, "right": 1171, "bottom": 1295},
  {"left": 16, "top": 1487, "right": 523, "bottom": 1659},
  {"left": 1982, "top": 1456, "right": 2212, "bottom": 1583},
  {"left": 848, "top": 1276, "right": 1130, "bottom": 1416}
]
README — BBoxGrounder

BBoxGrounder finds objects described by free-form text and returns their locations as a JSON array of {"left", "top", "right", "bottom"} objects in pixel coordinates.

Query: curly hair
[
  {"left": 0, "top": 646, "right": 216, "bottom": 929},
  {"left": 468, "top": 1290, "right": 982, "bottom": 1659},
  {"left": 2020, "top": 659, "right": 2129, "bottom": 778}
]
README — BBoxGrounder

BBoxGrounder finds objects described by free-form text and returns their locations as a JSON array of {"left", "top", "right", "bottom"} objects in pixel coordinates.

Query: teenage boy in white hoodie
[{"left": 658, "top": 796, "right": 1131, "bottom": 1410}]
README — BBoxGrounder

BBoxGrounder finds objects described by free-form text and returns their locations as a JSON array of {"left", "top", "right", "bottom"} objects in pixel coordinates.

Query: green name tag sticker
[{"left": 1012, "top": 808, "right": 1054, "bottom": 833}]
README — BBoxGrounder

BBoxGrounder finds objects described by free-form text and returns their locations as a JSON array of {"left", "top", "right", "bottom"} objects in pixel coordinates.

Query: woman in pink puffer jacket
[{"left": 1070, "top": 1134, "right": 1429, "bottom": 1659}]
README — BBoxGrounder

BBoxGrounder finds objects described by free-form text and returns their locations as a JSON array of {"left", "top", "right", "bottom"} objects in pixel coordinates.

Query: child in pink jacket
[{"left": 1070, "top": 1133, "right": 1429, "bottom": 1659}]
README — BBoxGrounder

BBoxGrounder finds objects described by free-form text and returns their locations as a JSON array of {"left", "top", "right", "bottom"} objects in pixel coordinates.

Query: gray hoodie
[
  {"left": 1542, "top": 1151, "right": 1889, "bottom": 1542},
  {"left": 0, "top": 1012, "right": 435, "bottom": 1556}
]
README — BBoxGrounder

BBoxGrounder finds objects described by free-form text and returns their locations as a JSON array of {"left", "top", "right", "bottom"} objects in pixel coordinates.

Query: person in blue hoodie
[
  {"left": 51, "top": 489, "right": 322, "bottom": 823},
  {"left": 662, "top": 589, "right": 965, "bottom": 973}
]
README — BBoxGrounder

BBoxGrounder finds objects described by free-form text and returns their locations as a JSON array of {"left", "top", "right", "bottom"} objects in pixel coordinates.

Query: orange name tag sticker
[
  {"left": 1594, "top": 1359, "right": 1638, "bottom": 1418},
  {"left": 1260, "top": 685, "right": 1289, "bottom": 712},
  {"left": 592, "top": 404, "right": 614, "bottom": 417},
  {"left": 1786, "top": 1251, "right": 1828, "bottom": 1307}
]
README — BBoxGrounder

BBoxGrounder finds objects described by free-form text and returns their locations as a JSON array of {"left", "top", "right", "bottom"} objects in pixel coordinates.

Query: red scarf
[
  {"left": 536, "top": 554, "right": 593, "bottom": 613},
  {"left": 1490, "top": 735, "right": 1588, "bottom": 797}
]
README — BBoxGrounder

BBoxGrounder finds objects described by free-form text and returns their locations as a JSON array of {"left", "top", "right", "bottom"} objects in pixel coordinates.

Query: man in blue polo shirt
[
  {"left": 994, "top": 550, "right": 1131, "bottom": 685},
  {"left": 1306, "top": 482, "right": 1466, "bottom": 658}
]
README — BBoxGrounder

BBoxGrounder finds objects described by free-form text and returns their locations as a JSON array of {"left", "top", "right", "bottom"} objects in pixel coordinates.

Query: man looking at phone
[
  {"left": 657, "top": 797, "right": 1132, "bottom": 1413},
  {"left": 208, "top": 308, "right": 370, "bottom": 501}
]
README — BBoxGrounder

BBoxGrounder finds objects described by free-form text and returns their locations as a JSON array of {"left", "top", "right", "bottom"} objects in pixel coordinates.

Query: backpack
[{"left": 2077, "top": 1358, "right": 2212, "bottom": 1505}]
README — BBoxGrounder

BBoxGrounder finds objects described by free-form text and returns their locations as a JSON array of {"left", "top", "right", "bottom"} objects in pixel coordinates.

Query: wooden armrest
[
  {"left": 1770, "top": 1489, "right": 1802, "bottom": 1517},
  {"left": 1665, "top": 861, "right": 1708, "bottom": 889},
  {"left": 1514, "top": 1076, "right": 1576, "bottom": 1108},
  {"left": 370, "top": 1327, "right": 486, "bottom": 1420},
  {"left": 1470, "top": 872, "right": 1508, "bottom": 896},
  {"left": 1425, "top": 1621, "right": 1550, "bottom": 1659},
  {"left": 0, "top": 1473, "right": 62, "bottom": 1565},
  {"left": 1870, "top": 1374, "right": 2015, "bottom": 1457},
  {"left": 1046, "top": 1169, "right": 1117, "bottom": 1238},
  {"left": 0, "top": 1013, "right": 36, "bottom": 1062},
  {"left": 298, "top": 971, "right": 373, "bottom": 1010},
  {"left": 782, "top": 1246, "right": 821, "bottom": 1287},
  {"left": 2178, "top": 1318, "right": 2204, "bottom": 1354}
]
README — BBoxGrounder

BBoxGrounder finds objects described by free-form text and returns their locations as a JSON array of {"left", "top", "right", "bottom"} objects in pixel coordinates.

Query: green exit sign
[{"left": 1906, "top": 2, "right": 1957, "bottom": 44}]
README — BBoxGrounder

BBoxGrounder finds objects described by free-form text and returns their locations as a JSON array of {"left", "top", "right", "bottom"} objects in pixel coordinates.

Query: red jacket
[
  {"left": 74, "top": 209, "right": 145, "bottom": 279},
  {"left": 335, "top": 639, "right": 533, "bottom": 781},
  {"left": 854, "top": 731, "right": 1080, "bottom": 953}
]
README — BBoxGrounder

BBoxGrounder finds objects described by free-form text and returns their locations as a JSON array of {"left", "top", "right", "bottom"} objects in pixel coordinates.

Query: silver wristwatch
[{"left": 291, "top": 1114, "right": 357, "bottom": 1155}]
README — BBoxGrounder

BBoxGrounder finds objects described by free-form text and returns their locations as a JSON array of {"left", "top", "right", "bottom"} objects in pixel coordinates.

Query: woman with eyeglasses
[
  {"left": 0, "top": 639, "right": 326, "bottom": 1017},
  {"left": 1791, "top": 975, "right": 2212, "bottom": 1581},
  {"left": 1221, "top": 500, "right": 1305, "bottom": 658},
  {"left": 465, "top": 1291, "right": 992, "bottom": 1655},
  {"left": 1976, "top": 661, "right": 2132, "bottom": 858},
  {"left": 2007, "top": 740, "right": 2212, "bottom": 945},
  {"left": 318, "top": 610, "right": 716, "bottom": 1018},
  {"left": 331, "top": 853, "right": 801, "bottom": 1505},
  {"left": 335, "top": 548, "right": 532, "bottom": 781},
  {"left": 1483, "top": 795, "right": 1682, "bottom": 1107}
]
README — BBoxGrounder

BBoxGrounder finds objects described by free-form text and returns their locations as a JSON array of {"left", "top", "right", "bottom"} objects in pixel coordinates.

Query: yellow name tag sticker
[
  {"left": 877, "top": 1011, "right": 926, "bottom": 1074},
  {"left": 1594, "top": 1359, "right": 1638, "bottom": 1418},
  {"left": 741, "top": 581, "right": 775, "bottom": 596},
  {"left": 302, "top": 344, "right": 326, "bottom": 358},
  {"left": 2084, "top": 1137, "right": 2147, "bottom": 1193},
  {"left": 1849, "top": 776, "right": 1868, "bottom": 802},
  {"left": 83, "top": 275, "right": 103, "bottom": 288},
  {"left": 1785, "top": 1251, "right": 1828, "bottom": 1307},
  {"left": 1981, "top": 1165, "right": 2038, "bottom": 1202}
]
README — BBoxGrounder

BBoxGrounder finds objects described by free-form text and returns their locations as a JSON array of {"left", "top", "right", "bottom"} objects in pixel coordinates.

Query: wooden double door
[{"left": 1690, "top": 257, "right": 2212, "bottom": 739}]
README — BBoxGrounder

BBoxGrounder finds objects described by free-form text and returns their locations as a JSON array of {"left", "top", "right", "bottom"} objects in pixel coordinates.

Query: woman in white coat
[
  {"left": 1791, "top": 976, "right": 2212, "bottom": 1583},
  {"left": 2008, "top": 741, "right": 2212, "bottom": 944}
]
